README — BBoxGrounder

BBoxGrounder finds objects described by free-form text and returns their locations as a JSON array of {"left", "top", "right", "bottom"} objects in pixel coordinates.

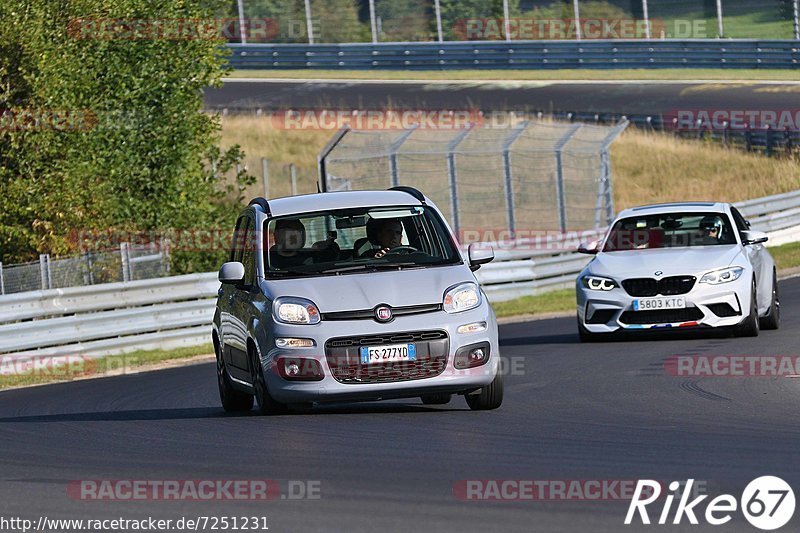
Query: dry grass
[{"left": 219, "top": 115, "right": 800, "bottom": 208}]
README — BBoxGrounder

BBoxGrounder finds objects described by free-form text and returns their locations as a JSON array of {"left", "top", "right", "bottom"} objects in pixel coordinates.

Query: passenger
[{"left": 269, "top": 219, "right": 308, "bottom": 269}]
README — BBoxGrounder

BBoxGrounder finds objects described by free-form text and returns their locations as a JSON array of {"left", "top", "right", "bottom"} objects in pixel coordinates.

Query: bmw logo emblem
[
  {"left": 654, "top": 271, "right": 663, "bottom": 276},
  {"left": 375, "top": 305, "right": 393, "bottom": 323}
]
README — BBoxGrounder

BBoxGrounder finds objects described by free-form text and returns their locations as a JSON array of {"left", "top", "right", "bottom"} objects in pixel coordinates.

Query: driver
[
  {"left": 699, "top": 215, "right": 723, "bottom": 243},
  {"left": 360, "top": 218, "right": 404, "bottom": 258}
]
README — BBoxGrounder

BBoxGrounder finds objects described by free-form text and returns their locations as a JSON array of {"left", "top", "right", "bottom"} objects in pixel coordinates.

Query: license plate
[
  {"left": 360, "top": 343, "right": 416, "bottom": 364},
  {"left": 633, "top": 297, "right": 686, "bottom": 311}
]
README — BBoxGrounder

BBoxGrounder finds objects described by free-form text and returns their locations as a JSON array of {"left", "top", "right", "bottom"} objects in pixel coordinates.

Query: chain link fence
[
  {"left": 0, "top": 243, "right": 170, "bottom": 295},
  {"left": 319, "top": 119, "right": 628, "bottom": 243},
  {"left": 228, "top": 0, "right": 800, "bottom": 43}
]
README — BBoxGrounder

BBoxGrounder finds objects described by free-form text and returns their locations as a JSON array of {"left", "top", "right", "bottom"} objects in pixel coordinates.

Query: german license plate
[
  {"left": 633, "top": 297, "right": 686, "bottom": 311},
  {"left": 360, "top": 343, "right": 416, "bottom": 364}
]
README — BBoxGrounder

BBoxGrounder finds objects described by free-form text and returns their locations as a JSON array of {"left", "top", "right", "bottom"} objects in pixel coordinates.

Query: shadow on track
[
  {"left": 0, "top": 403, "right": 465, "bottom": 423},
  {"left": 502, "top": 327, "right": 738, "bottom": 346}
]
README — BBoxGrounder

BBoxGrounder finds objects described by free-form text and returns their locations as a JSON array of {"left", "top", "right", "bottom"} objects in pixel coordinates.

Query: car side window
[
  {"left": 730, "top": 207, "right": 749, "bottom": 237},
  {"left": 230, "top": 216, "right": 246, "bottom": 263},
  {"left": 241, "top": 217, "right": 256, "bottom": 286}
]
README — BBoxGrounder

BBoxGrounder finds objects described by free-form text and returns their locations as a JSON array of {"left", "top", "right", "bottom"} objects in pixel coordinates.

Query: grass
[
  {"left": 771, "top": 241, "right": 800, "bottom": 271},
  {"left": 491, "top": 288, "right": 576, "bottom": 318},
  {"left": 227, "top": 68, "right": 800, "bottom": 82},
  {"left": 0, "top": 344, "right": 213, "bottom": 390},
  {"left": 219, "top": 116, "right": 800, "bottom": 209}
]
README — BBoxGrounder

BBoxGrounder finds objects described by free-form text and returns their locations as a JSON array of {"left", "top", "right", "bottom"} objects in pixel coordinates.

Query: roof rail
[
  {"left": 248, "top": 197, "right": 271, "bottom": 216},
  {"left": 389, "top": 186, "right": 426, "bottom": 205}
]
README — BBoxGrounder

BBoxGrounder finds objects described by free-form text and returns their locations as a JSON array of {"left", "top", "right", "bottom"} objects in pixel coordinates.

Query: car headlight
[
  {"left": 581, "top": 275, "right": 617, "bottom": 291},
  {"left": 699, "top": 266, "right": 744, "bottom": 285},
  {"left": 443, "top": 282, "right": 481, "bottom": 314},
  {"left": 273, "top": 297, "right": 321, "bottom": 325}
]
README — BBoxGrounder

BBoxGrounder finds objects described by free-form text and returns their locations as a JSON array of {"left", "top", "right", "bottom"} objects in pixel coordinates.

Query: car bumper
[
  {"left": 258, "top": 305, "right": 499, "bottom": 403},
  {"left": 576, "top": 273, "right": 751, "bottom": 333}
]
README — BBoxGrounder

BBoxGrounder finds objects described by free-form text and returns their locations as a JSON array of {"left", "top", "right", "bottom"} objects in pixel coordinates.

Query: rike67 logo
[{"left": 625, "top": 477, "right": 795, "bottom": 530}]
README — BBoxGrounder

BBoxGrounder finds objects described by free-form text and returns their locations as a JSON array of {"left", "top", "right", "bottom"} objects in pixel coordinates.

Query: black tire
[
  {"left": 250, "top": 344, "right": 288, "bottom": 415},
  {"left": 760, "top": 271, "right": 780, "bottom": 330},
  {"left": 465, "top": 373, "right": 503, "bottom": 411},
  {"left": 216, "top": 339, "right": 253, "bottom": 412},
  {"left": 420, "top": 393, "right": 452, "bottom": 405},
  {"left": 736, "top": 279, "right": 760, "bottom": 337}
]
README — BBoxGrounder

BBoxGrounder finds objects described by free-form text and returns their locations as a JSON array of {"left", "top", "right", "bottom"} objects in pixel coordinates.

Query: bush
[{"left": 0, "top": 0, "right": 252, "bottom": 272}]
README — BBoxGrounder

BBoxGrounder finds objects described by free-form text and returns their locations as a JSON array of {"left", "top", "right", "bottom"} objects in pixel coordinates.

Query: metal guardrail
[
  {"left": 2, "top": 190, "right": 800, "bottom": 362},
  {"left": 228, "top": 40, "right": 800, "bottom": 70}
]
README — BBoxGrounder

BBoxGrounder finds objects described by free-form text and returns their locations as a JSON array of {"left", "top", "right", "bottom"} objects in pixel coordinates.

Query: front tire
[
  {"left": 760, "top": 271, "right": 780, "bottom": 330},
  {"left": 216, "top": 340, "right": 253, "bottom": 412},
  {"left": 465, "top": 373, "right": 503, "bottom": 411},
  {"left": 250, "top": 344, "right": 288, "bottom": 415},
  {"left": 736, "top": 280, "right": 760, "bottom": 337}
]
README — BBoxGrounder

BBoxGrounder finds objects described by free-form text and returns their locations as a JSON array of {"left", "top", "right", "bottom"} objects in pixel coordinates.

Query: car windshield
[
  {"left": 264, "top": 205, "right": 461, "bottom": 277},
  {"left": 603, "top": 212, "right": 737, "bottom": 252}
]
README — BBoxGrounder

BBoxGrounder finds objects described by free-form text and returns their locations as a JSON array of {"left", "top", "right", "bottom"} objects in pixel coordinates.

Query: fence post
[
  {"left": 446, "top": 126, "right": 473, "bottom": 239},
  {"left": 290, "top": 163, "right": 298, "bottom": 195},
  {"left": 236, "top": 0, "right": 247, "bottom": 44},
  {"left": 368, "top": 0, "right": 378, "bottom": 43},
  {"left": 573, "top": 0, "right": 582, "bottom": 40},
  {"left": 260, "top": 157, "right": 269, "bottom": 198},
  {"left": 85, "top": 252, "right": 95, "bottom": 285},
  {"left": 501, "top": 121, "right": 528, "bottom": 237},
  {"left": 39, "top": 254, "right": 51, "bottom": 290},
  {"left": 434, "top": 0, "right": 443, "bottom": 42},
  {"left": 304, "top": 0, "right": 315, "bottom": 44},
  {"left": 553, "top": 124, "right": 582, "bottom": 233},
  {"left": 641, "top": 0, "right": 651, "bottom": 39},
  {"left": 0, "top": 261, "right": 4, "bottom": 295},
  {"left": 794, "top": 0, "right": 799, "bottom": 40},
  {"left": 716, "top": 0, "right": 725, "bottom": 38},
  {"left": 388, "top": 125, "right": 418, "bottom": 188},
  {"left": 120, "top": 242, "right": 131, "bottom": 282}
]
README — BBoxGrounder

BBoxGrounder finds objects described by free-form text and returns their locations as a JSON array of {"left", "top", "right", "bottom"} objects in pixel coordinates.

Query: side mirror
[
  {"left": 219, "top": 261, "right": 245, "bottom": 284},
  {"left": 741, "top": 230, "right": 768, "bottom": 245},
  {"left": 468, "top": 243, "right": 494, "bottom": 271},
  {"left": 578, "top": 240, "right": 600, "bottom": 254}
]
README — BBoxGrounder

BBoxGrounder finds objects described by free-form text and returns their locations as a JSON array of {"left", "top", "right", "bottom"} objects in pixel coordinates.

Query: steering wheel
[{"left": 384, "top": 245, "right": 418, "bottom": 255}]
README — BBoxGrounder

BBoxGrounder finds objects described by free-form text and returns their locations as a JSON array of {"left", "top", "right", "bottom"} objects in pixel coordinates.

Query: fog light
[
  {"left": 454, "top": 342, "right": 490, "bottom": 369},
  {"left": 275, "top": 357, "right": 324, "bottom": 381},
  {"left": 275, "top": 337, "right": 315, "bottom": 348},
  {"left": 457, "top": 321, "right": 487, "bottom": 334}
]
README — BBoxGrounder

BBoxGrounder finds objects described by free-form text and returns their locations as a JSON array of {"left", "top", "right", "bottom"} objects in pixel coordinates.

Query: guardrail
[
  {"left": 2, "top": 190, "right": 800, "bottom": 362},
  {"left": 228, "top": 40, "right": 800, "bottom": 70}
]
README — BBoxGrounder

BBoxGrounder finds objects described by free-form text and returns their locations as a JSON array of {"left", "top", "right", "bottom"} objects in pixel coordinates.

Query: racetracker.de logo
[
  {"left": 67, "top": 480, "right": 322, "bottom": 500},
  {"left": 453, "top": 479, "right": 656, "bottom": 501}
]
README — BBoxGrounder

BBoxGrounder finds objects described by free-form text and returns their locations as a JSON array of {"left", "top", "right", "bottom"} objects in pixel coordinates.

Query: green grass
[
  {"left": 0, "top": 344, "right": 213, "bottom": 390},
  {"left": 228, "top": 68, "right": 800, "bottom": 82},
  {"left": 771, "top": 241, "right": 800, "bottom": 271},
  {"left": 491, "top": 288, "right": 576, "bottom": 318}
]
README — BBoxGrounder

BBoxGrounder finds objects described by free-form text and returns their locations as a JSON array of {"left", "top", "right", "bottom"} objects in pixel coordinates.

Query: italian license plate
[
  {"left": 360, "top": 343, "right": 416, "bottom": 364},
  {"left": 633, "top": 297, "right": 686, "bottom": 311}
]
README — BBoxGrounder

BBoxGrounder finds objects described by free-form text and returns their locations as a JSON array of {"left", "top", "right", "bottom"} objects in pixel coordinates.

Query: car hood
[
  {"left": 589, "top": 245, "right": 744, "bottom": 278},
  {"left": 261, "top": 264, "right": 471, "bottom": 312}
]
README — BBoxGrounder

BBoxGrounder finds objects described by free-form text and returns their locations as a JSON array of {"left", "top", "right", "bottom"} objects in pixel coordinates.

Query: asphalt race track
[
  {"left": 205, "top": 79, "right": 800, "bottom": 115},
  {"left": 2, "top": 277, "right": 800, "bottom": 532}
]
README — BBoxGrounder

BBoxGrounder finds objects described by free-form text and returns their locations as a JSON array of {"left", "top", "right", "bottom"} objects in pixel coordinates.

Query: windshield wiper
[
  {"left": 319, "top": 262, "right": 419, "bottom": 274},
  {"left": 265, "top": 269, "right": 311, "bottom": 277}
]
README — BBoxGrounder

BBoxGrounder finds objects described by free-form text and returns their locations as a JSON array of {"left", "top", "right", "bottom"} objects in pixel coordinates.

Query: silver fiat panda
[{"left": 212, "top": 187, "right": 502, "bottom": 414}]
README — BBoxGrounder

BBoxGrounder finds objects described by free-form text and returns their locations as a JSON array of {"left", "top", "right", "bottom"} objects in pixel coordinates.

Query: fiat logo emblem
[
  {"left": 654, "top": 271, "right": 663, "bottom": 276},
  {"left": 375, "top": 305, "right": 393, "bottom": 322}
]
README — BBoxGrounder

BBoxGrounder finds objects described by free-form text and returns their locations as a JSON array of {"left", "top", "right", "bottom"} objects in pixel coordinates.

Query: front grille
[
  {"left": 620, "top": 307, "right": 704, "bottom": 325},
  {"left": 325, "top": 330, "right": 449, "bottom": 384},
  {"left": 322, "top": 303, "right": 442, "bottom": 321},
  {"left": 707, "top": 303, "right": 740, "bottom": 317},
  {"left": 622, "top": 276, "right": 696, "bottom": 297}
]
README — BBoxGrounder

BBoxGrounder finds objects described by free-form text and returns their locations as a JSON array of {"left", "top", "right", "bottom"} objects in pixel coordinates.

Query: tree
[{"left": 0, "top": 0, "right": 251, "bottom": 272}]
